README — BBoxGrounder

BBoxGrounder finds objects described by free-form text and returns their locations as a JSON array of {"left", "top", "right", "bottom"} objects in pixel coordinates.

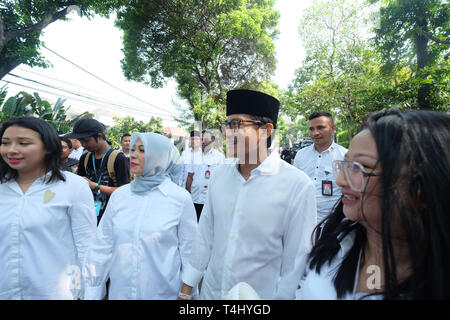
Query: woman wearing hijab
[{"left": 83, "top": 132, "right": 198, "bottom": 300}]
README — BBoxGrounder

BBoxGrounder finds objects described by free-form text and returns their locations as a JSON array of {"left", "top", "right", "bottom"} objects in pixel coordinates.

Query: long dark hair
[
  {"left": 308, "top": 108, "right": 450, "bottom": 299},
  {"left": 0, "top": 117, "right": 65, "bottom": 183}
]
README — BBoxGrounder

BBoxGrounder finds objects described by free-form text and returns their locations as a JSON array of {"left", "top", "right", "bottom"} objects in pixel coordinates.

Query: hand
[
  {"left": 82, "top": 177, "right": 96, "bottom": 190},
  {"left": 178, "top": 283, "right": 193, "bottom": 300}
]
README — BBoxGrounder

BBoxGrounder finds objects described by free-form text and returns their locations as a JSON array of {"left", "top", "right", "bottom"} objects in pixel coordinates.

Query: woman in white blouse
[
  {"left": 84, "top": 132, "right": 197, "bottom": 300},
  {"left": 296, "top": 109, "right": 450, "bottom": 300},
  {"left": 0, "top": 117, "right": 97, "bottom": 299}
]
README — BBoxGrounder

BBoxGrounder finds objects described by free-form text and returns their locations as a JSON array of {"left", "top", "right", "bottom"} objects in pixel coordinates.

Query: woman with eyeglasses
[{"left": 295, "top": 108, "right": 450, "bottom": 300}]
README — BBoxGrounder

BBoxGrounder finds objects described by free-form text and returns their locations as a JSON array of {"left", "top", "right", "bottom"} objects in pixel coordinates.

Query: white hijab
[{"left": 130, "top": 132, "right": 182, "bottom": 195}]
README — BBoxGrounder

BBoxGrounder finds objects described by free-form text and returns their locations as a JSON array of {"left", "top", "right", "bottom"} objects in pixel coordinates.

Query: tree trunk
[
  {"left": 0, "top": 8, "right": 70, "bottom": 79},
  {"left": 415, "top": 21, "right": 431, "bottom": 110},
  {"left": 0, "top": 15, "right": 5, "bottom": 54},
  {"left": 0, "top": 58, "right": 21, "bottom": 80}
]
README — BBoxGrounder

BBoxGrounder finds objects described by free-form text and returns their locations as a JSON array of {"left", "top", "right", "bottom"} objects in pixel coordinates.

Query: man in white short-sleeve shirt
[
  {"left": 179, "top": 131, "right": 203, "bottom": 188},
  {"left": 178, "top": 89, "right": 317, "bottom": 300},
  {"left": 186, "top": 130, "right": 225, "bottom": 221},
  {"left": 293, "top": 112, "right": 347, "bottom": 225}
]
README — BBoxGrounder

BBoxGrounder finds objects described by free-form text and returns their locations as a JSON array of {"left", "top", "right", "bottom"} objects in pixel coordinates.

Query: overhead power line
[
  {"left": 15, "top": 67, "right": 177, "bottom": 117},
  {"left": 42, "top": 45, "right": 176, "bottom": 116},
  {"left": 6, "top": 73, "right": 176, "bottom": 119},
  {"left": 16, "top": 67, "right": 112, "bottom": 97},
  {"left": 0, "top": 79, "right": 175, "bottom": 122}
]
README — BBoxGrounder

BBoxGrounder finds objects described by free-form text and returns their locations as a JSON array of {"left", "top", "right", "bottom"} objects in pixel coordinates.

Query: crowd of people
[{"left": 0, "top": 89, "right": 449, "bottom": 300}]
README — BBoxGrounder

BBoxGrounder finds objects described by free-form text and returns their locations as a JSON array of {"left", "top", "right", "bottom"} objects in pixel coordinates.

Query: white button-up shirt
[
  {"left": 293, "top": 142, "right": 347, "bottom": 223},
  {"left": 183, "top": 151, "right": 317, "bottom": 299},
  {"left": 0, "top": 171, "right": 97, "bottom": 300},
  {"left": 295, "top": 230, "right": 382, "bottom": 300},
  {"left": 179, "top": 148, "right": 203, "bottom": 187},
  {"left": 69, "top": 146, "right": 84, "bottom": 161},
  {"left": 84, "top": 178, "right": 197, "bottom": 300},
  {"left": 187, "top": 148, "right": 225, "bottom": 204}
]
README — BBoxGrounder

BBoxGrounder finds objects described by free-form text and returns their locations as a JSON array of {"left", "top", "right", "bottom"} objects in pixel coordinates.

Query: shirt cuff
[
  {"left": 182, "top": 263, "right": 204, "bottom": 287},
  {"left": 84, "top": 285, "right": 107, "bottom": 300}
]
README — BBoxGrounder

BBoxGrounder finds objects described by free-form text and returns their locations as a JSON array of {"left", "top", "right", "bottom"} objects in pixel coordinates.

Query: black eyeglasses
[{"left": 222, "top": 119, "right": 263, "bottom": 131}]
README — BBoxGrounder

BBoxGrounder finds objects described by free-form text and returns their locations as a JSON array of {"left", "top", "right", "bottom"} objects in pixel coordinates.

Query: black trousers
[{"left": 194, "top": 203, "right": 204, "bottom": 222}]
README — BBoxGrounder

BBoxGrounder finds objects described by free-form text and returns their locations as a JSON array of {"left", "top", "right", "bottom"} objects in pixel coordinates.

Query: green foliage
[
  {"left": 370, "top": 0, "right": 450, "bottom": 109},
  {"left": 284, "top": 0, "right": 449, "bottom": 145},
  {"left": 0, "top": 0, "right": 127, "bottom": 79},
  {"left": 276, "top": 116, "right": 309, "bottom": 146},
  {"left": 115, "top": 0, "right": 279, "bottom": 129},
  {"left": 106, "top": 116, "right": 163, "bottom": 149},
  {"left": 336, "top": 130, "right": 350, "bottom": 148},
  {"left": 286, "top": 0, "right": 385, "bottom": 141},
  {"left": 0, "top": 87, "right": 92, "bottom": 133}
]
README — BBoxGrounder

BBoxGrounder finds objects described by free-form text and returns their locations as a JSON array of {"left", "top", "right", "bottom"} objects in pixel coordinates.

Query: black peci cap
[
  {"left": 66, "top": 118, "right": 106, "bottom": 139},
  {"left": 226, "top": 89, "right": 280, "bottom": 128}
]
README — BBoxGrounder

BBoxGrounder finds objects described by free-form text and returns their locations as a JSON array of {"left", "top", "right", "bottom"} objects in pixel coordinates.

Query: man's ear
[
  {"left": 260, "top": 123, "right": 274, "bottom": 138},
  {"left": 331, "top": 124, "right": 337, "bottom": 133}
]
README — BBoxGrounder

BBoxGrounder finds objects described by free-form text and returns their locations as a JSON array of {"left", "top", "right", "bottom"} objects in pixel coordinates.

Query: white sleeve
[
  {"left": 83, "top": 193, "right": 116, "bottom": 300},
  {"left": 69, "top": 178, "right": 97, "bottom": 281},
  {"left": 178, "top": 195, "right": 198, "bottom": 274},
  {"left": 293, "top": 150, "right": 302, "bottom": 169},
  {"left": 274, "top": 178, "right": 317, "bottom": 299},
  {"left": 181, "top": 187, "right": 214, "bottom": 287}
]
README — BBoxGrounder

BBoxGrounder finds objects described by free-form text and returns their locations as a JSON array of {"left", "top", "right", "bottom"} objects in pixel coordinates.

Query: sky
[{"left": 1, "top": 0, "right": 312, "bottom": 128}]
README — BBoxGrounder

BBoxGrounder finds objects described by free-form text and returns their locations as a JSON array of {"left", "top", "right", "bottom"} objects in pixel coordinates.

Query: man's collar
[
  {"left": 314, "top": 141, "right": 336, "bottom": 154},
  {"left": 238, "top": 149, "right": 280, "bottom": 177}
]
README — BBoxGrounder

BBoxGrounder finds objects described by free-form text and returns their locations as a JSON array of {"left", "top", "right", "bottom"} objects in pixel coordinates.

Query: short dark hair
[
  {"left": 249, "top": 115, "right": 275, "bottom": 149},
  {"left": 92, "top": 132, "right": 106, "bottom": 142},
  {"left": 60, "top": 136, "right": 72, "bottom": 149},
  {"left": 190, "top": 130, "right": 201, "bottom": 137},
  {"left": 202, "top": 130, "right": 215, "bottom": 141},
  {"left": 309, "top": 111, "right": 334, "bottom": 125},
  {"left": 0, "top": 117, "right": 65, "bottom": 183},
  {"left": 121, "top": 133, "right": 131, "bottom": 142}
]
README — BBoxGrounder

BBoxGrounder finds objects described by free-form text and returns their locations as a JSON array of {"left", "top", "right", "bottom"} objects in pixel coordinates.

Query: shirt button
[
  {"left": 232, "top": 235, "right": 236, "bottom": 240},
  {"left": 226, "top": 264, "right": 230, "bottom": 269},
  {"left": 224, "top": 290, "right": 229, "bottom": 295},
  {"left": 236, "top": 208, "right": 241, "bottom": 212}
]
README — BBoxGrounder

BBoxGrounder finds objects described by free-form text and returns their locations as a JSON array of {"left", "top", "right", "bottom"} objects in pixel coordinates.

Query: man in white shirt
[
  {"left": 293, "top": 111, "right": 347, "bottom": 225},
  {"left": 178, "top": 89, "right": 317, "bottom": 300},
  {"left": 119, "top": 133, "right": 131, "bottom": 158},
  {"left": 179, "top": 131, "right": 203, "bottom": 188},
  {"left": 186, "top": 130, "right": 225, "bottom": 221},
  {"left": 68, "top": 138, "right": 84, "bottom": 160}
]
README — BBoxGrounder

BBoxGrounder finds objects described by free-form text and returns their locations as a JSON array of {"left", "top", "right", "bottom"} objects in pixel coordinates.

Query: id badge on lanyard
[
  {"left": 204, "top": 165, "right": 211, "bottom": 179},
  {"left": 92, "top": 147, "right": 111, "bottom": 216},
  {"left": 322, "top": 170, "right": 333, "bottom": 196},
  {"left": 94, "top": 200, "right": 102, "bottom": 216}
]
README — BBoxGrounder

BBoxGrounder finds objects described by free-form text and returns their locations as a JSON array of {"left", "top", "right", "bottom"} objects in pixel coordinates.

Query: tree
[
  {"left": 287, "top": 0, "right": 386, "bottom": 141},
  {"left": 115, "top": 0, "right": 279, "bottom": 127},
  {"left": 0, "top": 86, "right": 92, "bottom": 133},
  {"left": 0, "top": 0, "right": 125, "bottom": 79},
  {"left": 106, "top": 116, "right": 163, "bottom": 149},
  {"left": 370, "top": 0, "right": 450, "bottom": 110}
]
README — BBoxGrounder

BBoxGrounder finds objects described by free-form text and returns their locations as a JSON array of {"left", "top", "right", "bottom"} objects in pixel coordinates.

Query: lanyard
[{"left": 92, "top": 146, "right": 111, "bottom": 184}]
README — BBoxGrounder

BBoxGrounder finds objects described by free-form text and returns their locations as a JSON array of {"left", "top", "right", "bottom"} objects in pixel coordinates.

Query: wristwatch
[{"left": 93, "top": 184, "right": 100, "bottom": 194}]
